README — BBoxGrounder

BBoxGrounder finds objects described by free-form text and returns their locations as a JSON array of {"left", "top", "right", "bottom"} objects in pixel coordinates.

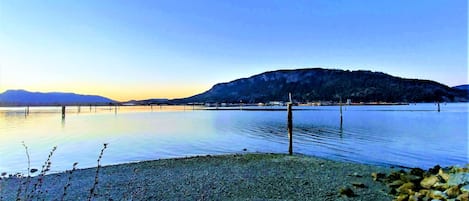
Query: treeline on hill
[{"left": 175, "top": 68, "right": 468, "bottom": 103}]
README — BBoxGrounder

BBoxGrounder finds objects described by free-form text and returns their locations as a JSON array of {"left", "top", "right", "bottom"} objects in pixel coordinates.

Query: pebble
[
  {"left": 420, "top": 175, "right": 439, "bottom": 189},
  {"left": 339, "top": 187, "right": 355, "bottom": 197},
  {"left": 444, "top": 185, "right": 461, "bottom": 198},
  {"left": 429, "top": 190, "right": 447, "bottom": 200},
  {"left": 371, "top": 172, "right": 386, "bottom": 181},
  {"left": 457, "top": 192, "right": 469, "bottom": 201},
  {"left": 461, "top": 184, "right": 469, "bottom": 193},
  {"left": 352, "top": 182, "right": 366, "bottom": 188},
  {"left": 396, "top": 182, "right": 414, "bottom": 194},
  {"left": 448, "top": 172, "right": 469, "bottom": 186}
]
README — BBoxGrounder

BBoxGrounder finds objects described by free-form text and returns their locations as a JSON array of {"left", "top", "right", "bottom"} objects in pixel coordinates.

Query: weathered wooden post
[
  {"left": 61, "top": 106, "right": 66, "bottom": 119},
  {"left": 437, "top": 102, "right": 440, "bottom": 112},
  {"left": 25, "top": 106, "right": 30, "bottom": 115},
  {"left": 287, "top": 102, "right": 293, "bottom": 155}
]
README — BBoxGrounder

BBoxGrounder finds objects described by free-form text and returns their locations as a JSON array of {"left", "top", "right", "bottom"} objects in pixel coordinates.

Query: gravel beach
[{"left": 1, "top": 153, "right": 394, "bottom": 200}]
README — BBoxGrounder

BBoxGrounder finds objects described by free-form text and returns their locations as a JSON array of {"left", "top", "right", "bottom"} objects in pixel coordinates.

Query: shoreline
[{"left": 1, "top": 153, "right": 395, "bottom": 200}]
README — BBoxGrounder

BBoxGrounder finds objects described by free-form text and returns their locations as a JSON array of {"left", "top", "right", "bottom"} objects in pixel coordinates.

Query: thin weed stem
[
  {"left": 87, "top": 143, "right": 108, "bottom": 201},
  {"left": 22, "top": 142, "right": 31, "bottom": 201},
  {"left": 61, "top": 162, "right": 78, "bottom": 201},
  {"left": 27, "top": 146, "right": 57, "bottom": 200}
]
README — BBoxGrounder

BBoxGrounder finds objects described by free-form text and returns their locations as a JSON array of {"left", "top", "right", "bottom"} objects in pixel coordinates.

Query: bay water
[{"left": 0, "top": 103, "right": 467, "bottom": 175}]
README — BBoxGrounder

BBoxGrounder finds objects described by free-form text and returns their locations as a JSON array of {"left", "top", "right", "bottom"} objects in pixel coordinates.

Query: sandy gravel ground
[{"left": 1, "top": 153, "right": 394, "bottom": 200}]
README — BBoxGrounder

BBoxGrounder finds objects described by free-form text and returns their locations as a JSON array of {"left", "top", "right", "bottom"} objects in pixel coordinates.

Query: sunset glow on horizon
[{"left": 1, "top": 0, "right": 467, "bottom": 101}]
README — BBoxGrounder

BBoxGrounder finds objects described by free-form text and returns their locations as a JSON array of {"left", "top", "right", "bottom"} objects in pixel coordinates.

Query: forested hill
[{"left": 174, "top": 68, "right": 468, "bottom": 103}]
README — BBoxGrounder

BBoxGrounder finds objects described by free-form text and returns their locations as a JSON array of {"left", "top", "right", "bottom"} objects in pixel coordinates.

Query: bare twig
[
  {"left": 61, "top": 162, "right": 78, "bottom": 201},
  {"left": 87, "top": 143, "right": 108, "bottom": 201}
]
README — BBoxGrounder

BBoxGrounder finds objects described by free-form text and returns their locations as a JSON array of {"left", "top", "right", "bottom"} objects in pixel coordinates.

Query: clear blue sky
[{"left": 0, "top": 0, "right": 467, "bottom": 101}]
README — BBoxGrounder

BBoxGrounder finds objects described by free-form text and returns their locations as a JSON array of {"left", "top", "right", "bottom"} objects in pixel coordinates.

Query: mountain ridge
[
  {"left": 173, "top": 68, "right": 468, "bottom": 103},
  {"left": 0, "top": 89, "right": 116, "bottom": 106}
]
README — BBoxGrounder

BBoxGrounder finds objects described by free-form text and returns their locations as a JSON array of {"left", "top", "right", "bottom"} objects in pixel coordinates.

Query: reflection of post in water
[
  {"left": 339, "top": 97, "right": 343, "bottom": 125},
  {"left": 78, "top": 105, "right": 81, "bottom": 113},
  {"left": 61, "top": 117, "right": 66, "bottom": 127},
  {"left": 61, "top": 106, "right": 66, "bottom": 119},
  {"left": 437, "top": 101, "right": 440, "bottom": 112},
  {"left": 89, "top": 104, "right": 92, "bottom": 112},
  {"left": 339, "top": 121, "right": 343, "bottom": 138},
  {"left": 25, "top": 106, "right": 30, "bottom": 116}
]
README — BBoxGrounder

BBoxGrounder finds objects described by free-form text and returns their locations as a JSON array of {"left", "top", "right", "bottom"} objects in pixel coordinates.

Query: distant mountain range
[
  {"left": 453, "top": 84, "right": 469, "bottom": 91},
  {"left": 1, "top": 68, "right": 468, "bottom": 106},
  {"left": 0, "top": 90, "right": 115, "bottom": 106},
  {"left": 174, "top": 68, "right": 468, "bottom": 103}
]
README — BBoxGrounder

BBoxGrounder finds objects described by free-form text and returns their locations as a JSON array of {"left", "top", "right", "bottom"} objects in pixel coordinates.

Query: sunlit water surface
[{"left": 0, "top": 104, "right": 467, "bottom": 174}]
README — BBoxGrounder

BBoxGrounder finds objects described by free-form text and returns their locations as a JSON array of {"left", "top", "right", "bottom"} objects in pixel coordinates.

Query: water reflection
[{"left": 0, "top": 104, "right": 467, "bottom": 174}]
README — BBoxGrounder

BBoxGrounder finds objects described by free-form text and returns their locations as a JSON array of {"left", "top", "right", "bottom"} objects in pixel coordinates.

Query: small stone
[
  {"left": 419, "top": 189, "right": 430, "bottom": 196},
  {"left": 394, "top": 194, "right": 408, "bottom": 201},
  {"left": 388, "top": 180, "right": 405, "bottom": 188},
  {"left": 242, "top": 148, "right": 247, "bottom": 151},
  {"left": 401, "top": 174, "right": 422, "bottom": 183},
  {"left": 461, "top": 184, "right": 469, "bottom": 193},
  {"left": 432, "top": 182, "right": 449, "bottom": 191},
  {"left": 349, "top": 172, "right": 363, "bottom": 177},
  {"left": 410, "top": 168, "right": 425, "bottom": 177},
  {"left": 429, "top": 190, "right": 448, "bottom": 200},
  {"left": 397, "top": 182, "right": 415, "bottom": 194},
  {"left": 444, "top": 185, "right": 460, "bottom": 198},
  {"left": 429, "top": 165, "right": 441, "bottom": 175},
  {"left": 408, "top": 194, "right": 419, "bottom": 201},
  {"left": 352, "top": 182, "right": 366, "bottom": 188},
  {"left": 421, "top": 176, "right": 439, "bottom": 189},
  {"left": 372, "top": 172, "right": 386, "bottom": 181},
  {"left": 448, "top": 173, "right": 469, "bottom": 186},
  {"left": 30, "top": 168, "right": 38, "bottom": 173},
  {"left": 387, "top": 171, "right": 402, "bottom": 181},
  {"left": 457, "top": 192, "right": 469, "bottom": 201},
  {"left": 339, "top": 187, "right": 355, "bottom": 197},
  {"left": 438, "top": 169, "right": 450, "bottom": 182}
]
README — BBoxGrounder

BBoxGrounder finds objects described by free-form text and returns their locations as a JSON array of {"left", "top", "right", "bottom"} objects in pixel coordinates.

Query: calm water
[{"left": 0, "top": 104, "right": 468, "bottom": 174}]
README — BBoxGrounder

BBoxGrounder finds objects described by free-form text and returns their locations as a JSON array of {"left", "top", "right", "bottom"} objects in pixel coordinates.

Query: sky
[{"left": 0, "top": 0, "right": 467, "bottom": 101}]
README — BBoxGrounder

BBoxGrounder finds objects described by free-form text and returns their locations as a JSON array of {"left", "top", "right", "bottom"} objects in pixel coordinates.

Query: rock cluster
[{"left": 373, "top": 165, "right": 469, "bottom": 201}]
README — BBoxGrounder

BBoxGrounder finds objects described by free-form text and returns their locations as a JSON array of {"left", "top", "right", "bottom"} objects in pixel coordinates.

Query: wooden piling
[
  {"left": 437, "top": 102, "right": 440, "bottom": 112},
  {"left": 25, "top": 106, "right": 30, "bottom": 115},
  {"left": 61, "top": 106, "right": 66, "bottom": 119},
  {"left": 287, "top": 103, "right": 293, "bottom": 155}
]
